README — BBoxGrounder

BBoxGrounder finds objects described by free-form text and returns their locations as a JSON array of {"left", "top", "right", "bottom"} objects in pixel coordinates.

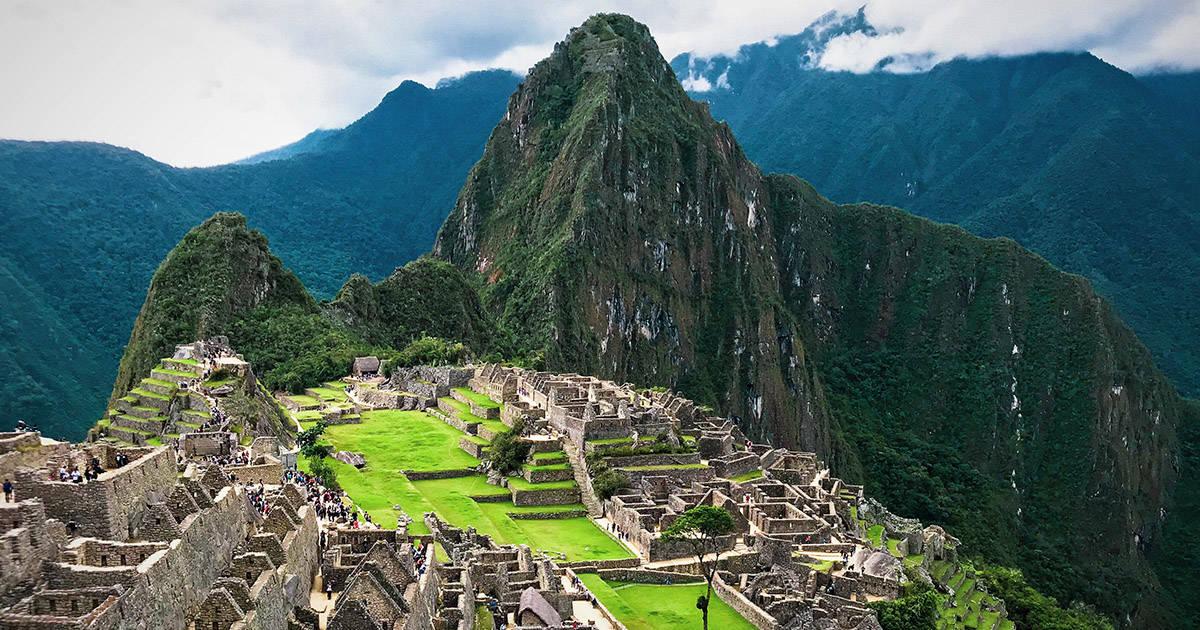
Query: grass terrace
[
  {"left": 453, "top": 387, "right": 501, "bottom": 409},
  {"left": 304, "top": 409, "right": 630, "bottom": 561},
  {"left": 729, "top": 469, "right": 764, "bottom": 483},
  {"left": 577, "top": 574, "right": 755, "bottom": 630}
]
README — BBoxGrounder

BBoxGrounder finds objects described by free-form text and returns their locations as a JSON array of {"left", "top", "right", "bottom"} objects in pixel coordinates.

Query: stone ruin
[
  {"left": 0, "top": 436, "right": 318, "bottom": 629},
  {"left": 467, "top": 363, "right": 938, "bottom": 629}
]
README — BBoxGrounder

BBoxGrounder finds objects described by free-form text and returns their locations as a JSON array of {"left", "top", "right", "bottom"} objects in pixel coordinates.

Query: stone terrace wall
[
  {"left": 714, "top": 572, "right": 779, "bottom": 630},
  {"left": 109, "top": 485, "right": 252, "bottom": 629},
  {"left": 13, "top": 447, "right": 179, "bottom": 541}
]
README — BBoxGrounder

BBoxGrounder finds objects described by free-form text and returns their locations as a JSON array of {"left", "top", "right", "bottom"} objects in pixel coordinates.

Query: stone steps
[
  {"left": 139, "top": 378, "right": 177, "bottom": 397},
  {"left": 561, "top": 438, "right": 604, "bottom": 518},
  {"left": 160, "top": 358, "right": 203, "bottom": 375},
  {"left": 113, "top": 414, "right": 162, "bottom": 432}
]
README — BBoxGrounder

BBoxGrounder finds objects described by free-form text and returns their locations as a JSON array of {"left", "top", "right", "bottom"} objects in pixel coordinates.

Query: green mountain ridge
[
  {"left": 672, "top": 15, "right": 1200, "bottom": 398},
  {"left": 0, "top": 69, "right": 520, "bottom": 439},
  {"left": 433, "top": 13, "right": 1191, "bottom": 627}
]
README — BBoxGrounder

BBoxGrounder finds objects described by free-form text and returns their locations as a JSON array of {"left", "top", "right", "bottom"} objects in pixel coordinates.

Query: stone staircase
[
  {"left": 100, "top": 356, "right": 208, "bottom": 446},
  {"left": 561, "top": 438, "right": 603, "bottom": 518}
]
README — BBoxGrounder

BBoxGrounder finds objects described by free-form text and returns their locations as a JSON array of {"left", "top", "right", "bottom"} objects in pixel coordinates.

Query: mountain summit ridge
[{"left": 434, "top": 13, "right": 1188, "bottom": 626}]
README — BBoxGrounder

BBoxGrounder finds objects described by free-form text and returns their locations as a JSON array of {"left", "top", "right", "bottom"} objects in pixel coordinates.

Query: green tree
[
  {"left": 868, "top": 590, "right": 938, "bottom": 630},
  {"left": 593, "top": 469, "right": 630, "bottom": 500},
  {"left": 486, "top": 420, "right": 531, "bottom": 475},
  {"left": 661, "top": 505, "right": 737, "bottom": 630},
  {"left": 298, "top": 420, "right": 328, "bottom": 456},
  {"left": 308, "top": 456, "right": 338, "bottom": 488}
]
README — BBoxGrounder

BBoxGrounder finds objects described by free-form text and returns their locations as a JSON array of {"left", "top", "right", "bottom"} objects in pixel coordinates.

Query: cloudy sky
[{"left": 2, "top": 0, "right": 1196, "bottom": 167}]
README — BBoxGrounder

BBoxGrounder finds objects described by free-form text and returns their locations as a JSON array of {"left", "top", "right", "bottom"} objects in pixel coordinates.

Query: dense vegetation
[
  {"left": 0, "top": 70, "right": 519, "bottom": 439},
  {"left": 672, "top": 11, "right": 1200, "bottom": 399},
  {"left": 433, "top": 14, "right": 1192, "bottom": 627}
]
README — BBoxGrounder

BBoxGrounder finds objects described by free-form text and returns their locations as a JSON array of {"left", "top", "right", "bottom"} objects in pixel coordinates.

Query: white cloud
[
  {"left": 817, "top": 0, "right": 1200, "bottom": 73},
  {"left": 0, "top": 0, "right": 1194, "bottom": 166}
]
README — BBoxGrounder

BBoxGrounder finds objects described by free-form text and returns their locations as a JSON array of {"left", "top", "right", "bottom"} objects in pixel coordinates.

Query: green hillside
[
  {"left": 672, "top": 12, "right": 1200, "bottom": 399},
  {"left": 0, "top": 70, "right": 519, "bottom": 439},
  {"left": 435, "top": 14, "right": 1190, "bottom": 627}
]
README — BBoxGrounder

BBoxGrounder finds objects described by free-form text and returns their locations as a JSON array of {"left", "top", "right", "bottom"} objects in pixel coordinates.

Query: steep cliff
[
  {"left": 435, "top": 14, "right": 835, "bottom": 455},
  {"left": 111, "top": 212, "right": 314, "bottom": 400},
  {"left": 435, "top": 13, "right": 1185, "bottom": 624}
]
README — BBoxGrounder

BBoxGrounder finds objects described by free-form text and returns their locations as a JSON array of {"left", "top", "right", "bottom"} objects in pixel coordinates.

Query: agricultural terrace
[
  {"left": 578, "top": 574, "right": 756, "bottom": 630},
  {"left": 300, "top": 408, "right": 632, "bottom": 562}
]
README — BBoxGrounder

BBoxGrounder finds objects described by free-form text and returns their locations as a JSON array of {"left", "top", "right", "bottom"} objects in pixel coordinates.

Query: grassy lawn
[
  {"left": 867, "top": 524, "right": 884, "bottom": 548},
  {"left": 453, "top": 387, "right": 500, "bottom": 409},
  {"left": 729, "top": 469, "right": 764, "bottom": 482},
  {"left": 309, "top": 385, "right": 348, "bottom": 402},
  {"left": 578, "top": 575, "right": 755, "bottom": 630},
  {"left": 309, "top": 409, "right": 629, "bottom": 561},
  {"left": 323, "top": 410, "right": 480, "bottom": 471},
  {"left": 286, "top": 394, "right": 323, "bottom": 407},
  {"left": 532, "top": 451, "right": 565, "bottom": 462}
]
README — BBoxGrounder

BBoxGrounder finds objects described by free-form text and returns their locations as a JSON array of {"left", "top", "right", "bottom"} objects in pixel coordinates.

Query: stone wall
[
  {"left": 13, "top": 446, "right": 177, "bottom": 541},
  {"left": 603, "top": 452, "right": 702, "bottom": 467},
  {"left": 0, "top": 499, "right": 56, "bottom": 595},
  {"left": 510, "top": 487, "right": 580, "bottom": 507},
  {"left": 404, "top": 545, "right": 441, "bottom": 630},
  {"left": 596, "top": 568, "right": 703, "bottom": 584},
  {"left": 713, "top": 572, "right": 780, "bottom": 630},
  {"left": 403, "top": 469, "right": 476, "bottom": 481},
  {"left": 225, "top": 456, "right": 283, "bottom": 486},
  {"left": 109, "top": 484, "right": 253, "bottom": 628},
  {"left": 0, "top": 432, "right": 41, "bottom": 455},
  {"left": 180, "top": 432, "right": 235, "bottom": 458}
]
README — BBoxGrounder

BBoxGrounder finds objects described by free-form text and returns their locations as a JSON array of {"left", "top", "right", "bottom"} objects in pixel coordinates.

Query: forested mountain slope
[
  {"left": 0, "top": 70, "right": 519, "bottom": 439},
  {"left": 435, "top": 14, "right": 1192, "bottom": 627},
  {"left": 672, "top": 12, "right": 1200, "bottom": 398}
]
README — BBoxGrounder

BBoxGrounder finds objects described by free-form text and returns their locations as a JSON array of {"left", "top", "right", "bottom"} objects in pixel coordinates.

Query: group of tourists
[
  {"left": 206, "top": 450, "right": 251, "bottom": 467},
  {"left": 50, "top": 456, "right": 105, "bottom": 484},
  {"left": 285, "top": 469, "right": 370, "bottom": 529},
  {"left": 246, "top": 482, "right": 272, "bottom": 517},
  {"left": 11, "top": 419, "right": 38, "bottom": 433}
]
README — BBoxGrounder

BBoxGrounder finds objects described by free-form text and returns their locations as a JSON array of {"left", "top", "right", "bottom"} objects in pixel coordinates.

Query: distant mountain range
[
  {"left": 106, "top": 14, "right": 1198, "bottom": 627},
  {"left": 0, "top": 69, "right": 519, "bottom": 439},
  {"left": 672, "top": 10, "right": 1200, "bottom": 398},
  {"left": 2, "top": 11, "right": 1197, "bottom": 524}
]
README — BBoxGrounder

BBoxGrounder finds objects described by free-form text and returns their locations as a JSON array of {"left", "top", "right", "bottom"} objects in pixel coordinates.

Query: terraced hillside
[{"left": 293, "top": 390, "right": 631, "bottom": 563}]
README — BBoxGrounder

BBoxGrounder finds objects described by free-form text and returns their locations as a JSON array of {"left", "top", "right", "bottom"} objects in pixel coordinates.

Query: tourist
[{"left": 2, "top": 478, "right": 13, "bottom": 503}]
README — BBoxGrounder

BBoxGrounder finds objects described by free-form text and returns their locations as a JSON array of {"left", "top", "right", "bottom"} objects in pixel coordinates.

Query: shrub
[
  {"left": 593, "top": 469, "right": 630, "bottom": 499},
  {"left": 487, "top": 420, "right": 531, "bottom": 475},
  {"left": 392, "top": 336, "right": 468, "bottom": 368},
  {"left": 308, "top": 456, "right": 338, "bottom": 488},
  {"left": 868, "top": 590, "right": 939, "bottom": 630}
]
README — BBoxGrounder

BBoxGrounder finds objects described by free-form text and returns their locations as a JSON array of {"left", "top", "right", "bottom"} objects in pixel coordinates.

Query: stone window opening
[
  {"left": 120, "top": 554, "right": 127, "bottom": 565},
  {"left": 71, "top": 600, "right": 78, "bottom": 612},
  {"left": 48, "top": 600, "right": 56, "bottom": 612},
  {"left": 100, "top": 554, "right": 108, "bottom": 566}
]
